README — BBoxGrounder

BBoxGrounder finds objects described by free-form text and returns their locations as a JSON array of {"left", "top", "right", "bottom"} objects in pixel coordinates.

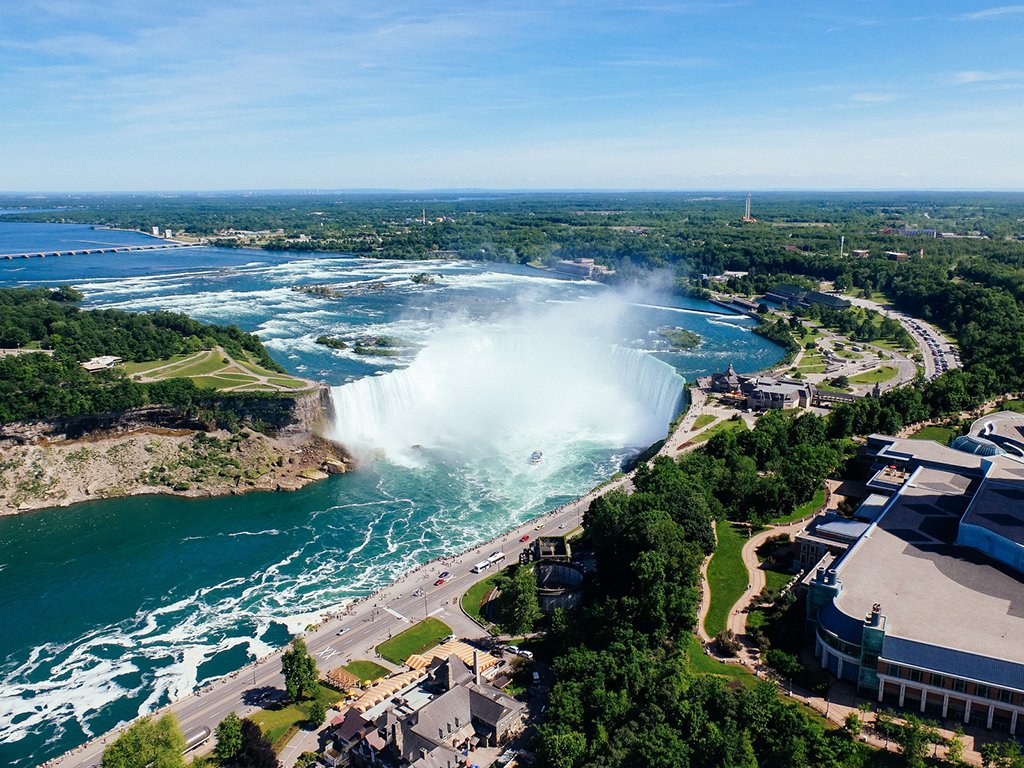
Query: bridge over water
[{"left": 0, "top": 242, "right": 205, "bottom": 259}]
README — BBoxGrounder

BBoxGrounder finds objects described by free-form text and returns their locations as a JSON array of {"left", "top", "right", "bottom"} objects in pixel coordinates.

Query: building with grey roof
[
  {"left": 807, "top": 435, "right": 1024, "bottom": 735},
  {"left": 347, "top": 655, "right": 526, "bottom": 768}
]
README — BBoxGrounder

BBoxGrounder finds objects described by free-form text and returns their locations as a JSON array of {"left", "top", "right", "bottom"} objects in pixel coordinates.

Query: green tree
[
  {"left": 281, "top": 638, "right": 318, "bottom": 702},
  {"left": 101, "top": 714, "right": 185, "bottom": 768},
  {"left": 307, "top": 700, "right": 326, "bottom": 730},
  {"left": 229, "top": 719, "right": 280, "bottom": 768},
  {"left": 497, "top": 564, "right": 542, "bottom": 635},
  {"left": 214, "top": 711, "right": 243, "bottom": 761},
  {"left": 945, "top": 728, "right": 965, "bottom": 767}
]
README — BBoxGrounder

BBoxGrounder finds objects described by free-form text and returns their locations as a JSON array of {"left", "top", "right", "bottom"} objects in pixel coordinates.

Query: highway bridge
[{"left": 0, "top": 242, "right": 205, "bottom": 259}]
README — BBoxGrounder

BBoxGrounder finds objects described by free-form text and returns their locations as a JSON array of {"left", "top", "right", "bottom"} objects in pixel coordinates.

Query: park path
[
  {"left": 724, "top": 516, "right": 819, "bottom": 639},
  {"left": 695, "top": 520, "right": 716, "bottom": 643}
]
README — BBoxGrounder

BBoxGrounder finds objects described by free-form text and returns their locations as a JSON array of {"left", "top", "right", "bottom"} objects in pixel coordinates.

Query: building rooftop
[
  {"left": 960, "top": 469, "right": 1024, "bottom": 549},
  {"left": 833, "top": 462, "right": 1024, "bottom": 666}
]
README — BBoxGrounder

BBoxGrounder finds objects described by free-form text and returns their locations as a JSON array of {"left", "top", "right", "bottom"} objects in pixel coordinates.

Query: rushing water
[{"left": 0, "top": 222, "right": 783, "bottom": 767}]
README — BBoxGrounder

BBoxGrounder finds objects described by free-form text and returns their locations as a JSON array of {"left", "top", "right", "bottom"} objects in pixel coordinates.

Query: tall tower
[{"left": 742, "top": 193, "right": 756, "bottom": 222}]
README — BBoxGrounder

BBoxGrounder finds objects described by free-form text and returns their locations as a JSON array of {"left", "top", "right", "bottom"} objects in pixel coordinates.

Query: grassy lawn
[
  {"left": 909, "top": 425, "right": 957, "bottom": 443},
  {"left": 992, "top": 399, "right": 1024, "bottom": 414},
  {"left": 461, "top": 572, "right": 502, "bottom": 625},
  {"left": 684, "top": 634, "right": 756, "bottom": 687},
  {"left": 704, "top": 521, "right": 749, "bottom": 638},
  {"left": 764, "top": 568, "right": 793, "bottom": 593},
  {"left": 848, "top": 365, "right": 898, "bottom": 385},
  {"left": 376, "top": 617, "right": 452, "bottom": 665},
  {"left": 832, "top": 348, "right": 863, "bottom": 360},
  {"left": 768, "top": 487, "right": 826, "bottom": 525},
  {"left": 344, "top": 660, "right": 390, "bottom": 684},
  {"left": 121, "top": 353, "right": 194, "bottom": 375},
  {"left": 692, "top": 413, "right": 717, "bottom": 431},
  {"left": 815, "top": 382, "right": 849, "bottom": 394},
  {"left": 870, "top": 338, "right": 908, "bottom": 352},
  {"left": 251, "top": 682, "right": 344, "bottom": 751},
  {"left": 690, "top": 418, "right": 748, "bottom": 445},
  {"left": 122, "top": 347, "right": 310, "bottom": 392}
]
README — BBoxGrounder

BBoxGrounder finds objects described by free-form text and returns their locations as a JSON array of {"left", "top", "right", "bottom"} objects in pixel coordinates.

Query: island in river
[{"left": 0, "top": 286, "right": 349, "bottom": 514}]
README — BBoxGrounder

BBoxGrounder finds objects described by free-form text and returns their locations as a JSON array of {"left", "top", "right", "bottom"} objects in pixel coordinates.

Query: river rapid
[{"left": 0, "top": 222, "right": 783, "bottom": 767}]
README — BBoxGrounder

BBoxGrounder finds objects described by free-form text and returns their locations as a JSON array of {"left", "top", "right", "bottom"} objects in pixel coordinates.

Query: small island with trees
[{"left": 0, "top": 286, "right": 348, "bottom": 514}]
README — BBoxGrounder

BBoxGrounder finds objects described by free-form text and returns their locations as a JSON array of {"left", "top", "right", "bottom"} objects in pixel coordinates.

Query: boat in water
[{"left": 529, "top": 450, "right": 543, "bottom": 464}]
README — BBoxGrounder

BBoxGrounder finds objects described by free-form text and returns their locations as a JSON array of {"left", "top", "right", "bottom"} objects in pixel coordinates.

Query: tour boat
[{"left": 529, "top": 450, "right": 543, "bottom": 464}]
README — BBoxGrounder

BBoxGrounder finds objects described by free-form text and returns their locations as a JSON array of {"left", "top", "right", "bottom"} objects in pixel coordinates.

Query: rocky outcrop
[{"left": 0, "top": 385, "right": 352, "bottom": 515}]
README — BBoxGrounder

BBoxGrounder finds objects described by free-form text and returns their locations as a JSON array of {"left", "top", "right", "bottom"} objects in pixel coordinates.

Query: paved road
[
  {"left": 845, "top": 295, "right": 960, "bottom": 380},
  {"left": 53, "top": 457, "right": 642, "bottom": 768},
  {"left": 53, "top": 377, "right": 719, "bottom": 768}
]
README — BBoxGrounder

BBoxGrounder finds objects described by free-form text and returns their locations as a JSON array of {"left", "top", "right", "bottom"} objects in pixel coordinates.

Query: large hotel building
[{"left": 806, "top": 412, "right": 1024, "bottom": 735}]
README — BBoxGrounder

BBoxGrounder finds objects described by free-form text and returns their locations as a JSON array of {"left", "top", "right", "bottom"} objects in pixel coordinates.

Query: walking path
[
  {"left": 700, "top": 481, "right": 988, "bottom": 766},
  {"left": 724, "top": 516, "right": 816, "bottom": 638}
]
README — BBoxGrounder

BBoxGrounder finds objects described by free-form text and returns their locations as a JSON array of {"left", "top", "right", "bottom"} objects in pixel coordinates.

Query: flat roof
[
  {"left": 834, "top": 463, "right": 1024, "bottom": 665},
  {"left": 960, "top": 466, "right": 1024, "bottom": 548},
  {"left": 970, "top": 411, "right": 1024, "bottom": 442}
]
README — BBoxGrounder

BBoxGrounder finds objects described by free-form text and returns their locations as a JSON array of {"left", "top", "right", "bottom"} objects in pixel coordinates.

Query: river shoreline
[{"left": 0, "top": 426, "right": 348, "bottom": 516}]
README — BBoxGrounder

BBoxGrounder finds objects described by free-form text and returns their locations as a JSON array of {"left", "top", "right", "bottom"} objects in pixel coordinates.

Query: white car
[
  {"left": 518, "top": 649, "right": 534, "bottom": 660},
  {"left": 336, "top": 627, "right": 351, "bottom": 636}
]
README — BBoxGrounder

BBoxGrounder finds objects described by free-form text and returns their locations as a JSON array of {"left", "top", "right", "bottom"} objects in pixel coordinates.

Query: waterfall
[{"left": 327, "top": 327, "right": 684, "bottom": 465}]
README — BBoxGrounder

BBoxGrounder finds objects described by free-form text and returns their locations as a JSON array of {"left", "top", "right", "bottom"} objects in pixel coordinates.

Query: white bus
[
  {"left": 470, "top": 560, "right": 491, "bottom": 574},
  {"left": 487, "top": 551, "right": 506, "bottom": 566}
]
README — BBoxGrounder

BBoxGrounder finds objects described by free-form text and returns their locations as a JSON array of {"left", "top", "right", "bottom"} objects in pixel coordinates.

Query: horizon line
[{"left": 3, "top": 187, "right": 1024, "bottom": 196}]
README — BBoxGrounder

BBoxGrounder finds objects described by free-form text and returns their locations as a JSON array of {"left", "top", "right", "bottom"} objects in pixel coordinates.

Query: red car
[
  {"left": 519, "top": 534, "right": 530, "bottom": 542},
  {"left": 434, "top": 578, "right": 446, "bottom": 586}
]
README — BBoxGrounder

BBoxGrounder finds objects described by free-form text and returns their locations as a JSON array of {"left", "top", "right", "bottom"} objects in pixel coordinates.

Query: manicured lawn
[
  {"left": 376, "top": 617, "right": 452, "bottom": 665},
  {"left": 870, "top": 338, "right": 908, "bottom": 352},
  {"left": 848, "top": 365, "right": 898, "bottom": 385},
  {"left": 690, "top": 418, "right": 748, "bottom": 445},
  {"left": 909, "top": 425, "right": 957, "bottom": 443},
  {"left": 768, "top": 487, "right": 826, "bottom": 525},
  {"left": 344, "top": 660, "right": 390, "bottom": 683},
  {"left": 992, "top": 399, "right": 1024, "bottom": 414},
  {"left": 764, "top": 567, "right": 793, "bottom": 593},
  {"left": 121, "top": 353, "right": 194, "bottom": 375},
  {"left": 692, "top": 413, "right": 717, "bottom": 431},
  {"left": 704, "top": 521, "right": 749, "bottom": 638},
  {"left": 684, "top": 634, "right": 756, "bottom": 687},
  {"left": 816, "top": 382, "right": 849, "bottom": 394},
  {"left": 251, "top": 682, "right": 344, "bottom": 751},
  {"left": 461, "top": 572, "right": 502, "bottom": 625}
]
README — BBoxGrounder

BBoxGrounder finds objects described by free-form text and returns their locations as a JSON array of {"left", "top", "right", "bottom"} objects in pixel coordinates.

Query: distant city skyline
[{"left": 2, "top": 1, "right": 1023, "bottom": 191}]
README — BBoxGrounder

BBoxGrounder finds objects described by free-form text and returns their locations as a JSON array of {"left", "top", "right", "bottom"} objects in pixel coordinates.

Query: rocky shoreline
[{"left": 0, "top": 386, "right": 352, "bottom": 515}]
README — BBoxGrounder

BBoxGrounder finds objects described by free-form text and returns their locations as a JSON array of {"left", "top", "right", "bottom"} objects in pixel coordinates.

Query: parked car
[{"left": 518, "top": 649, "right": 534, "bottom": 660}]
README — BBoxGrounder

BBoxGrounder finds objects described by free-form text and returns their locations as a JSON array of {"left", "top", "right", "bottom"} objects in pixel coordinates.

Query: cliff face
[
  {"left": 0, "top": 385, "right": 335, "bottom": 446},
  {"left": 0, "top": 385, "right": 350, "bottom": 514}
]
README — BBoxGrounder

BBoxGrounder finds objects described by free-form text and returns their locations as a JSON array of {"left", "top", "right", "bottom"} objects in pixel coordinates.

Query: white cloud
[
  {"left": 957, "top": 5, "right": 1024, "bottom": 19},
  {"left": 952, "top": 70, "right": 1024, "bottom": 85}
]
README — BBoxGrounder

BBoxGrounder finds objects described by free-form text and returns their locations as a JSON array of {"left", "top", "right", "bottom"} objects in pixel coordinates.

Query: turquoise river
[{"left": 0, "top": 222, "right": 783, "bottom": 767}]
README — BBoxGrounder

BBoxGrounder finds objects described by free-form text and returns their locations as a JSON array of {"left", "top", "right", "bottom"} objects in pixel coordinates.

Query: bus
[
  {"left": 183, "top": 725, "right": 212, "bottom": 754},
  {"left": 470, "top": 560, "right": 491, "bottom": 574},
  {"left": 487, "top": 551, "right": 506, "bottom": 566}
]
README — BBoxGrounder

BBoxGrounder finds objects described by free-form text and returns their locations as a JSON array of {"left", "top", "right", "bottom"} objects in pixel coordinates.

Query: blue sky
[{"left": 2, "top": 1, "right": 1023, "bottom": 191}]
